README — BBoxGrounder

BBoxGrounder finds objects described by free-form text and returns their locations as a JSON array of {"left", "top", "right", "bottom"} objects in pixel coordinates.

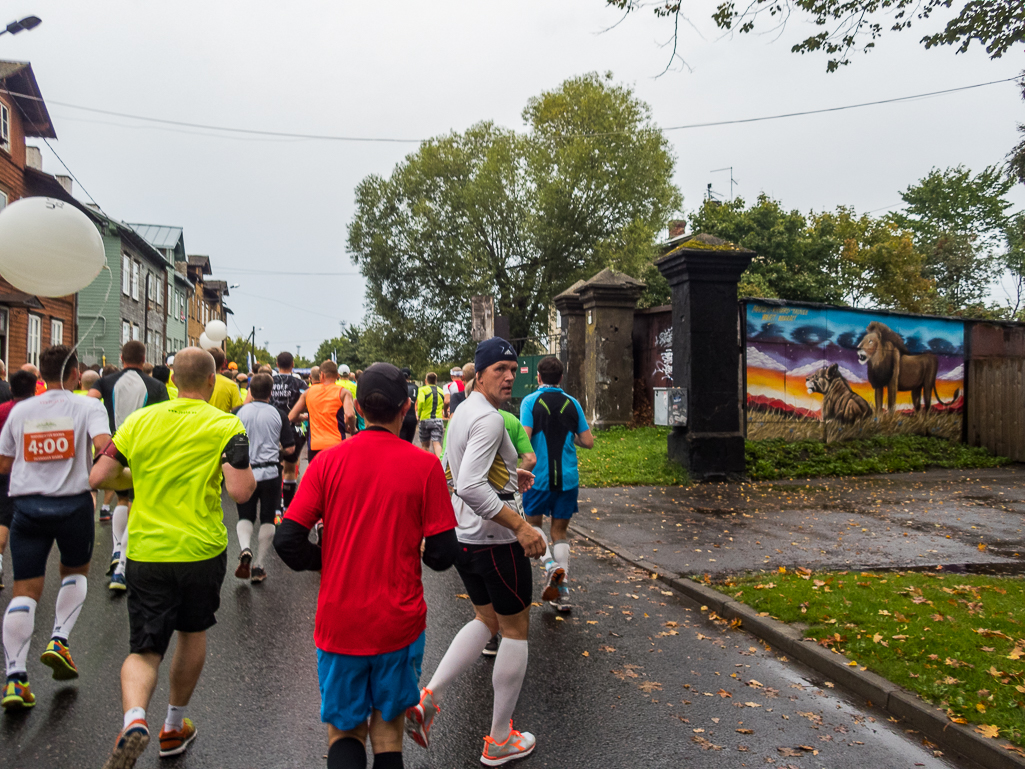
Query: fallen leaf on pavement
[{"left": 975, "top": 724, "right": 1000, "bottom": 738}]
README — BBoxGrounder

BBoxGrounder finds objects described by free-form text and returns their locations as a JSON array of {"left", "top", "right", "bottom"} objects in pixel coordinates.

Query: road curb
[{"left": 569, "top": 524, "right": 1025, "bottom": 769}]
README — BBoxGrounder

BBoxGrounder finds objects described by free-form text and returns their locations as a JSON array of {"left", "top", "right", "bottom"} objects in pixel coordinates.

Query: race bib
[{"left": 24, "top": 417, "right": 76, "bottom": 462}]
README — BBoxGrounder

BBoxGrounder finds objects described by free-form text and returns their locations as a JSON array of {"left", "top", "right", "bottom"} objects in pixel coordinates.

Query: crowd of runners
[{"left": 0, "top": 335, "right": 592, "bottom": 768}]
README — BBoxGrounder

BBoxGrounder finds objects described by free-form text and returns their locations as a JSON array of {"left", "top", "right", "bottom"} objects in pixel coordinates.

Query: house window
[
  {"left": 122, "top": 320, "right": 130, "bottom": 344},
  {"left": 156, "top": 276, "right": 163, "bottom": 305},
  {"left": 27, "top": 315, "right": 40, "bottom": 367},
  {"left": 50, "top": 319, "right": 63, "bottom": 346},
  {"left": 122, "top": 255, "right": 131, "bottom": 296},
  {"left": 167, "top": 282, "right": 172, "bottom": 314},
  {"left": 0, "top": 190, "right": 7, "bottom": 211},
  {"left": 0, "top": 103, "right": 9, "bottom": 151},
  {"left": 131, "top": 262, "right": 140, "bottom": 301}
]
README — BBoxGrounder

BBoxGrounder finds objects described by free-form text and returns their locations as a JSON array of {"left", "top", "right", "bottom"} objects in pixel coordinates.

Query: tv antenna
[{"left": 710, "top": 167, "right": 738, "bottom": 200}]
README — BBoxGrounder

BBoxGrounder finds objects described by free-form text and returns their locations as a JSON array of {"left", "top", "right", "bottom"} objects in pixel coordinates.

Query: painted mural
[{"left": 745, "top": 303, "right": 964, "bottom": 442}]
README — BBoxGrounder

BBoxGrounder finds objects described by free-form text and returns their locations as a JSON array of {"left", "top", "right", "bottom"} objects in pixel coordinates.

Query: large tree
[
  {"left": 891, "top": 164, "right": 1013, "bottom": 311},
  {"left": 312, "top": 324, "right": 366, "bottom": 370},
  {"left": 689, "top": 194, "right": 842, "bottom": 303},
  {"left": 606, "top": 0, "right": 1022, "bottom": 72},
  {"left": 808, "top": 208, "right": 933, "bottom": 312},
  {"left": 347, "top": 73, "right": 682, "bottom": 370}
]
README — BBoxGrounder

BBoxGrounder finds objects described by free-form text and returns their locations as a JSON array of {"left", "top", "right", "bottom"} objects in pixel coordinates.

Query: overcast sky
[{"left": 3, "top": 0, "right": 1021, "bottom": 357}]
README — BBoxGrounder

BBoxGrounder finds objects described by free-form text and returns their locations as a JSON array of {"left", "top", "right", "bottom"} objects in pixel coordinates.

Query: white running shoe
[
  {"left": 541, "top": 560, "right": 565, "bottom": 602},
  {"left": 480, "top": 722, "right": 536, "bottom": 766},
  {"left": 405, "top": 687, "right": 439, "bottom": 748}
]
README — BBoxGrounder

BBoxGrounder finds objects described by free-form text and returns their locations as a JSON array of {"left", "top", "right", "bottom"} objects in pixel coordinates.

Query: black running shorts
[
  {"left": 0, "top": 474, "right": 12, "bottom": 528},
  {"left": 399, "top": 413, "right": 417, "bottom": 443},
  {"left": 126, "top": 550, "right": 227, "bottom": 656},
  {"left": 9, "top": 493, "right": 94, "bottom": 580},
  {"left": 455, "top": 541, "right": 533, "bottom": 616},
  {"left": 237, "top": 475, "right": 282, "bottom": 525}
]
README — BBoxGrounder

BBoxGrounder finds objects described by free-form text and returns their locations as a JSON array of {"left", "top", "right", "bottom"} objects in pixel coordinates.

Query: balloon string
[{"left": 58, "top": 264, "right": 114, "bottom": 390}]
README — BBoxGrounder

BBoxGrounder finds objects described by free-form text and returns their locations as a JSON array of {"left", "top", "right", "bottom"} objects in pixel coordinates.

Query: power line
[
  {"left": 2, "top": 76, "right": 1017, "bottom": 144},
  {"left": 220, "top": 267, "right": 360, "bottom": 276},
  {"left": 231, "top": 288, "right": 353, "bottom": 323},
  {"left": 658, "top": 77, "right": 1019, "bottom": 133}
]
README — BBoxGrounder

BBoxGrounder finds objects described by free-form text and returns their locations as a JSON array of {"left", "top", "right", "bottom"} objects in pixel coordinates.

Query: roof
[
  {"left": 205, "top": 280, "right": 229, "bottom": 296},
  {"left": 187, "top": 255, "right": 212, "bottom": 275},
  {"left": 0, "top": 61, "right": 55, "bottom": 138},
  {"left": 127, "top": 224, "right": 185, "bottom": 261},
  {"left": 579, "top": 268, "right": 645, "bottom": 289}
]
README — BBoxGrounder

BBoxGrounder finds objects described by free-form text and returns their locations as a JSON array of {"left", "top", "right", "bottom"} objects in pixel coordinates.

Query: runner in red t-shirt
[{"left": 274, "top": 362, "right": 457, "bottom": 769}]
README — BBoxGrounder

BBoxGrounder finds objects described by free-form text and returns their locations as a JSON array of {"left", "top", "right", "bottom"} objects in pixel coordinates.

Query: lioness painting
[
  {"left": 806, "top": 364, "right": 872, "bottom": 424},
  {"left": 856, "top": 321, "right": 960, "bottom": 412}
]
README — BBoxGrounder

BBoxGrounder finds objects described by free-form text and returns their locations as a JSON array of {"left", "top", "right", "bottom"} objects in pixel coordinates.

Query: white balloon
[
  {"left": 205, "top": 319, "right": 228, "bottom": 342},
  {"left": 0, "top": 197, "right": 105, "bottom": 297},
  {"left": 199, "top": 332, "right": 219, "bottom": 350}
]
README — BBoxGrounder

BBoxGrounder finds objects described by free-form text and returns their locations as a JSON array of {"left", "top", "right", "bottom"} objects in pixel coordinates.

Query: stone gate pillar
[
  {"left": 554, "top": 280, "right": 586, "bottom": 407},
  {"left": 577, "top": 269, "right": 645, "bottom": 429},
  {"left": 656, "top": 234, "right": 753, "bottom": 480}
]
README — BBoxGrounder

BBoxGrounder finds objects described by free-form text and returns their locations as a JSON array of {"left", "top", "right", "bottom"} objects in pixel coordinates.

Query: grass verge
[
  {"left": 724, "top": 569, "right": 1025, "bottom": 747},
  {"left": 578, "top": 427, "right": 1008, "bottom": 487},
  {"left": 578, "top": 426, "right": 688, "bottom": 487},
  {"left": 746, "top": 435, "right": 1009, "bottom": 481}
]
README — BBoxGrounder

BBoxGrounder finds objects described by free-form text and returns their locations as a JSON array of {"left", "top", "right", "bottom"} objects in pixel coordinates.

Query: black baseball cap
[{"left": 357, "top": 362, "right": 409, "bottom": 409}]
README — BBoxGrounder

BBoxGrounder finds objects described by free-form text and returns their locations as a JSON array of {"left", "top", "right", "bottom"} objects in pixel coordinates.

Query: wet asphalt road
[
  {"left": 579, "top": 467, "right": 1025, "bottom": 578},
  {"left": 1, "top": 494, "right": 972, "bottom": 768}
]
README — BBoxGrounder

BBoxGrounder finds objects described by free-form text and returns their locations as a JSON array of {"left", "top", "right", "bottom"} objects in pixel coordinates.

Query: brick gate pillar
[
  {"left": 577, "top": 269, "right": 645, "bottom": 429},
  {"left": 656, "top": 234, "right": 753, "bottom": 480},
  {"left": 554, "top": 280, "right": 586, "bottom": 408}
]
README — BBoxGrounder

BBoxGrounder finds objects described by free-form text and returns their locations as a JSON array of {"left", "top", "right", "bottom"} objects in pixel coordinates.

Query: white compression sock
[
  {"left": 490, "top": 638, "right": 528, "bottom": 742},
  {"left": 114, "top": 534, "right": 128, "bottom": 578},
  {"left": 236, "top": 519, "right": 254, "bottom": 552},
  {"left": 426, "top": 619, "right": 493, "bottom": 706},
  {"left": 254, "top": 523, "right": 275, "bottom": 568},
  {"left": 3, "top": 596, "right": 36, "bottom": 676},
  {"left": 532, "top": 526, "right": 554, "bottom": 565},
  {"left": 553, "top": 541, "right": 570, "bottom": 578},
  {"left": 52, "top": 574, "right": 87, "bottom": 641},
  {"left": 165, "top": 703, "right": 187, "bottom": 731},
  {"left": 124, "top": 706, "right": 146, "bottom": 729},
  {"left": 111, "top": 505, "right": 129, "bottom": 551}
]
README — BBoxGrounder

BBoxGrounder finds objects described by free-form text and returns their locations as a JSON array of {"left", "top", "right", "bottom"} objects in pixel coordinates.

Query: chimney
[
  {"left": 25, "top": 146, "right": 42, "bottom": 170},
  {"left": 668, "top": 220, "right": 687, "bottom": 239},
  {"left": 55, "top": 175, "right": 73, "bottom": 195}
]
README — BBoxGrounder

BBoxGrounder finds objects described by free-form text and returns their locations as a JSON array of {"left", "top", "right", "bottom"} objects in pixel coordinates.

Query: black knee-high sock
[
  {"left": 372, "top": 752, "right": 403, "bottom": 769},
  {"left": 327, "top": 737, "right": 366, "bottom": 769},
  {"left": 282, "top": 480, "right": 297, "bottom": 509}
]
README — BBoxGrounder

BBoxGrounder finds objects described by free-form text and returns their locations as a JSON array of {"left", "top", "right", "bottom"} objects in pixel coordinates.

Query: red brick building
[{"left": 0, "top": 61, "right": 76, "bottom": 369}]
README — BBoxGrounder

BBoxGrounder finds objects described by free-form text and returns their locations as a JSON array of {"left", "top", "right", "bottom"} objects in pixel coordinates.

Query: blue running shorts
[
  {"left": 522, "top": 487, "right": 579, "bottom": 520},
  {"left": 317, "top": 631, "right": 426, "bottom": 730}
]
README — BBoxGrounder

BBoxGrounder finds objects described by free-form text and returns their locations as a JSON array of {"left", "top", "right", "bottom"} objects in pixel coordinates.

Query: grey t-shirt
[
  {"left": 0, "top": 389, "right": 110, "bottom": 496},
  {"left": 442, "top": 390, "right": 520, "bottom": 545},
  {"left": 235, "top": 401, "right": 294, "bottom": 482}
]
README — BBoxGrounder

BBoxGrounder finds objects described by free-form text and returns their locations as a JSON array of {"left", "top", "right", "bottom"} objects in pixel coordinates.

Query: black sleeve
[
  {"left": 422, "top": 528, "right": 458, "bottom": 572},
  {"left": 274, "top": 519, "right": 322, "bottom": 572},
  {"left": 221, "top": 432, "right": 250, "bottom": 469},
  {"left": 0, "top": 380, "right": 11, "bottom": 404},
  {"left": 278, "top": 408, "right": 295, "bottom": 448},
  {"left": 147, "top": 376, "right": 169, "bottom": 404}
]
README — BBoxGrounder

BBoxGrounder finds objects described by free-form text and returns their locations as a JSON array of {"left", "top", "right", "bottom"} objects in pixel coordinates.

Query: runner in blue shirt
[{"left": 519, "top": 356, "right": 592, "bottom": 613}]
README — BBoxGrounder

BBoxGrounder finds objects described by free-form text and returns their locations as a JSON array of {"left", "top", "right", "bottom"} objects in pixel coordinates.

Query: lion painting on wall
[
  {"left": 856, "top": 321, "right": 960, "bottom": 413},
  {"left": 806, "top": 364, "right": 872, "bottom": 424}
]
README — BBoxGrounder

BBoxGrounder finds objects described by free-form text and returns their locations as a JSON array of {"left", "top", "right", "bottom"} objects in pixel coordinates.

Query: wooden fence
[{"left": 966, "top": 323, "right": 1025, "bottom": 461}]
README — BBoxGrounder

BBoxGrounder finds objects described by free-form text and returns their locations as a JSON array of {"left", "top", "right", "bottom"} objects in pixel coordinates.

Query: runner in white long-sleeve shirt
[{"left": 405, "top": 337, "right": 547, "bottom": 767}]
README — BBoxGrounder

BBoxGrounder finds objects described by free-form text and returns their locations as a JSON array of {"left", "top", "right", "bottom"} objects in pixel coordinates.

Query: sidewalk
[{"left": 577, "top": 466, "right": 1025, "bottom": 577}]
